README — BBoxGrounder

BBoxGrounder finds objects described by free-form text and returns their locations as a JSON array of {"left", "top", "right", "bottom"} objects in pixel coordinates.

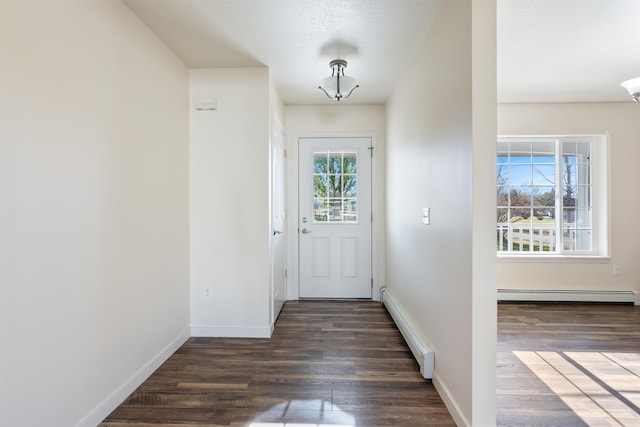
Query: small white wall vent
[{"left": 194, "top": 97, "right": 217, "bottom": 111}]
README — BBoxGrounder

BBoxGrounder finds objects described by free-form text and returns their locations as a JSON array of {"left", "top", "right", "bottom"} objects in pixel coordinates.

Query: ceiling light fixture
[
  {"left": 318, "top": 59, "right": 359, "bottom": 101},
  {"left": 621, "top": 77, "right": 640, "bottom": 103}
]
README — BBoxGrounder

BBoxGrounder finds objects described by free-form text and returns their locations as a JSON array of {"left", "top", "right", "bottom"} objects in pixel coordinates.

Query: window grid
[
  {"left": 497, "top": 138, "right": 593, "bottom": 255},
  {"left": 313, "top": 151, "right": 358, "bottom": 223}
]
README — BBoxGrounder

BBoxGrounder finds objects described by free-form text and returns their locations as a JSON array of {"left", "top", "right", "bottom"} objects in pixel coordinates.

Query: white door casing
[
  {"left": 271, "top": 119, "right": 286, "bottom": 323},
  {"left": 298, "top": 137, "right": 372, "bottom": 299}
]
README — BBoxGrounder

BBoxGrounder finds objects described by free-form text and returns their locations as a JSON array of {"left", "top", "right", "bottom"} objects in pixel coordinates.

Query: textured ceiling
[
  {"left": 498, "top": 0, "right": 640, "bottom": 103},
  {"left": 124, "top": 0, "right": 444, "bottom": 105},
  {"left": 124, "top": 0, "right": 640, "bottom": 105}
]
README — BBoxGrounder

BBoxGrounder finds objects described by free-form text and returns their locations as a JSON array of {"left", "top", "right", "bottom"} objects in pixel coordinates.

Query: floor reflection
[
  {"left": 248, "top": 399, "right": 355, "bottom": 427},
  {"left": 251, "top": 424, "right": 352, "bottom": 427},
  {"left": 515, "top": 351, "right": 640, "bottom": 426}
]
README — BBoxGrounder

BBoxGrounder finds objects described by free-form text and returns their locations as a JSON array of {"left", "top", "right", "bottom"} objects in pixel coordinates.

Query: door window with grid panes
[{"left": 313, "top": 151, "right": 358, "bottom": 223}]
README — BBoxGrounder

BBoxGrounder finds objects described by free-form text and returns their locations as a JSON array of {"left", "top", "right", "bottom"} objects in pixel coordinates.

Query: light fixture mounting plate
[{"left": 329, "top": 59, "right": 348, "bottom": 69}]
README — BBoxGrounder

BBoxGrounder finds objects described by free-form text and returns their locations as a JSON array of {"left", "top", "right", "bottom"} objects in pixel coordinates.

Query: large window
[{"left": 497, "top": 136, "right": 607, "bottom": 256}]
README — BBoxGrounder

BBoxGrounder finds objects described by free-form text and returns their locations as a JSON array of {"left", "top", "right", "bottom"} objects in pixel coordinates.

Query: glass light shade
[
  {"left": 319, "top": 75, "right": 358, "bottom": 100},
  {"left": 621, "top": 77, "right": 640, "bottom": 99},
  {"left": 337, "top": 75, "right": 357, "bottom": 94},
  {"left": 320, "top": 76, "right": 339, "bottom": 97}
]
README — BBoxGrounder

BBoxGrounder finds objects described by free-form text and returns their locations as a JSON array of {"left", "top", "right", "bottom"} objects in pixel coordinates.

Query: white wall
[
  {"left": 497, "top": 102, "right": 640, "bottom": 293},
  {"left": 385, "top": 1, "right": 496, "bottom": 425},
  {"left": 284, "top": 105, "right": 387, "bottom": 300},
  {"left": 190, "top": 68, "right": 272, "bottom": 337},
  {"left": 0, "top": 1, "right": 190, "bottom": 426}
]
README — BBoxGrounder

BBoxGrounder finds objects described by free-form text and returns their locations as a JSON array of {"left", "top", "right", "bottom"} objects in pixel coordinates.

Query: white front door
[
  {"left": 298, "top": 137, "right": 372, "bottom": 299},
  {"left": 271, "top": 120, "right": 286, "bottom": 321}
]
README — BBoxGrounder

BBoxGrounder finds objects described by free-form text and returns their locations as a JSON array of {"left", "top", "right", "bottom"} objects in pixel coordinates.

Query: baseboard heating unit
[
  {"left": 498, "top": 289, "right": 639, "bottom": 305},
  {"left": 380, "top": 288, "right": 434, "bottom": 379}
]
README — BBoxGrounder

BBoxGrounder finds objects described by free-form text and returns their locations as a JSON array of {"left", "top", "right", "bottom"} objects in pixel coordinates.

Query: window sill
[{"left": 497, "top": 254, "right": 611, "bottom": 263}]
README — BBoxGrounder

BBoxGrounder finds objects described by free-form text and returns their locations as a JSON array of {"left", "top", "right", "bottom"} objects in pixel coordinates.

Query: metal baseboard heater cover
[
  {"left": 498, "top": 289, "right": 639, "bottom": 305},
  {"left": 381, "top": 288, "right": 434, "bottom": 379}
]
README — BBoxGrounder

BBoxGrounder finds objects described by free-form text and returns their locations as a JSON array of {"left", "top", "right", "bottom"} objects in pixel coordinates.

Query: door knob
[
  {"left": 301, "top": 228, "right": 312, "bottom": 234},
  {"left": 273, "top": 230, "right": 282, "bottom": 235}
]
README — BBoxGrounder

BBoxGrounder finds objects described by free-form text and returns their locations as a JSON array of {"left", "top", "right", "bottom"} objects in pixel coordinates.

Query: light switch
[{"left": 422, "top": 208, "right": 430, "bottom": 225}]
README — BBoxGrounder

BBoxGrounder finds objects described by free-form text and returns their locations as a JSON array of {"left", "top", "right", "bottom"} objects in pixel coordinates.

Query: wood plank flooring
[
  {"left": 101, "top": 300, "right": 640, "bottom": 426},
  {"left": 497, "top": 302, "right": 640, "bottom": 427},
  {"left": 100, "top": 300, "right": 455, "bottom": 427}
]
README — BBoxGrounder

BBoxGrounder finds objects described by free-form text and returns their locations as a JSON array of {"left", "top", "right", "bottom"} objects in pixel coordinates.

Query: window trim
[{"left": 496, "top": 133, "right": 610, "bottom": 258}]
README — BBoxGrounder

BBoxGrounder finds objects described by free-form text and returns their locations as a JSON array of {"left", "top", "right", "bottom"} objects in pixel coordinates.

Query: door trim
[
  {"left": 286, "top": 132, "right": 381, "bottom": 301},
  {"left": 270, "top": 114, "right": 286, "bottom": 328}
]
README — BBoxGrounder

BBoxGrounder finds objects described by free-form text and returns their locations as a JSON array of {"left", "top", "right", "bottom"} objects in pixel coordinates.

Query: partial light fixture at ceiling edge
[
  {"left": 319, "top": 59, "right": 359, "bottom": 101},
  {"left": 621, "top": 77, "right": 640, "bottom": 103}
]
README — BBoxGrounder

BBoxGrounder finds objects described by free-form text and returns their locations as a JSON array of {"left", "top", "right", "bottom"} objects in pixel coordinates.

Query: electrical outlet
[
  {"left": 204, "top": 287, "right": 212, "bottom": 299},
  {"left": 613, "top": 265, "right": 622, "bottom": 276}
]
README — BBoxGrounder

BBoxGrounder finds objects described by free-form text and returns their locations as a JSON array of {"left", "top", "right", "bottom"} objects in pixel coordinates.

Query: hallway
[{"left": 101, "top": 300, "right": 454, "bottom": 426}]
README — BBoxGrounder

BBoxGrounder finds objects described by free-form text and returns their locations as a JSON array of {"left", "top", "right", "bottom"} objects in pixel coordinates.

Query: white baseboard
[
  {"left": 191, "top": 325, "right": 272, "bottom": 338},
  {"left": 498, "top": 289, "right": 637, "bottom": 304},
  {"left": 75, "top": 328, "right": 190, "bottom": 427},
  {"left": 380, "top": 288, "right": 434, "bottom": 379},
  {"left": 433, "top": 371, "right": 470, "bottom": 427}
]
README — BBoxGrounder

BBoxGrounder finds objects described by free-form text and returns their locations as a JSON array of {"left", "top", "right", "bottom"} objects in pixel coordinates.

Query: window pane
[
  {"left": 576, "top": 208, "right": 592, "bottom": 227},
  {"left": 563, "top": 156, "right": 577, "bottom": 186},
  {"left": 497, "top": 164, "right": 509, "bottom": 186},
  {"left": 533, "top": 187, "right": 555, "bottom": 207},
  {"left": 562, "top": 191, "right": 576, "bottom": 207},
  {"left": 574, "top": 229, "right": 592, "bottom": 251},
  {"left": 511, "top": 207, "right": 532, "bottom": 220},
  {"left": 544, "top": 208, "right": 556, "bottom": 220},
  {"left": 328, "top": 199, "right": 342, "bottom": 222},
  {"left": 344, "top": 153, "right": 357, "bottom": 173},
  {"left": 314, "top": 155, "right": 327, "bottom": 173},
  {"left": 327, "top": 175, "right": 342, "bottom": 197},
  {"left": 510, "top": 187, "right": 532, "bottom": 206},
  {"left": 562, "top": 229, "right": 592, "bottom": 252},
  {"left": 314, "top": 198, "right": 328, "bottom": 222},
  {"left": 534, "top": 141, "right": 555, "bottom": 157},
  {"left": 497, "top": 188, "right": 509, "bottom": 206},
  {"left": 563, "top": 141, "right": 577, "bottom": 156},
  {"left": 510, "top": 164, "right": 531, "bottom": 185},
  {"left": 510, "top": 141, "right": 532, "bottom": 157},
  {"left": 533, "top": 165, "right": 555, "bottom": 185},
  {"left": 562, "top": 229, "right": 576, "bottom": 251},
  {"left": 343, "top": 174, "right": 357, "bottom": 198},
  {"left": 313, "top": 175, "right": 327, "bottom": 198},
  {"left": 497, "top": 141, "right": 510, "bottom": 155},
  {"left": 563, "top": 208, "right": 576, "bottom": 225},
  {"left": 497, "top": 207, "right": 509, "bottom": 223},
  {"left": 576, "top": 184, "right": 591, "bottom": 203},
  {"left": 510, "top": 154, "right": 531, "bottom": 164},
  {"left": 343, "top": 199, "right": 357, "bottom": 222},
  {"left": 328, "top": 154, "right": 342, "bottom": 173},
  {"left": 533, "top": 207, "right": 554, "bottom": 221}
]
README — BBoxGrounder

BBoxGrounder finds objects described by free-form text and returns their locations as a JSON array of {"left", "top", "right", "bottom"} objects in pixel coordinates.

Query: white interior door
[
  {"left": 298, "top": 137, "right": 372, "bottom": 299},
  {"left": 271, "top": 121, "right": 286, "bottom": 321}
]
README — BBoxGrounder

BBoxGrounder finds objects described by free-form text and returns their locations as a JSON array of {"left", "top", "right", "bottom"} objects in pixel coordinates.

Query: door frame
[
  {"left": 286, "top": 132, "right": 382, "bottom": 301},
  {"left": 269, "top": 114, "right": 286, "bottom": 329}
]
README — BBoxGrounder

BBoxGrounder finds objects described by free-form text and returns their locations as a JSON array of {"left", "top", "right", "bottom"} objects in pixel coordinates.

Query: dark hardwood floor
[
  {"left": 101, "top": 300, "right": 640, "bottom": 426},
  {"left": 101, "top": 300, "right": 455, "bottom": 427},
  {"left": 497, "top": 302, "right": 640, "bottom": 427}
]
